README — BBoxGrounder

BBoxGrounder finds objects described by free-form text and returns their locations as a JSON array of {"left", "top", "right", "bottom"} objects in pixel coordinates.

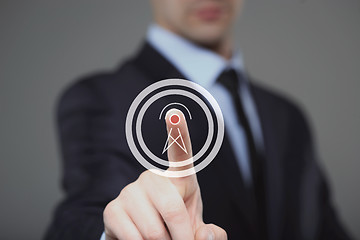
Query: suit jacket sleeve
[
  {"left": 288, "top": 100, "right": 352, "bottom": 240},
  {"left": 318, "top": 176, "right": 352, "bottom": 239},
  {"left": 44, "top": 75, "right": 141, "bottom": 240}
]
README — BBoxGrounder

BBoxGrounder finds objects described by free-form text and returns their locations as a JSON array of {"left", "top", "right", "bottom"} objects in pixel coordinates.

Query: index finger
[{"left": 165, "top": 108, "right": 193, "bottom": 169}]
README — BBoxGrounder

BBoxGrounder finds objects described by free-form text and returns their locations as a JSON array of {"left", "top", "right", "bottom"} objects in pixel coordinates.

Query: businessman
[{"left": 45, "top": 0, "right": 352, "bottom": 239}]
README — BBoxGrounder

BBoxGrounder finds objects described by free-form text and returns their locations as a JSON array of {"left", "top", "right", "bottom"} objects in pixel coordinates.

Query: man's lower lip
[{"left": 196, "top": 9, "right": 222, "bottom": 21}]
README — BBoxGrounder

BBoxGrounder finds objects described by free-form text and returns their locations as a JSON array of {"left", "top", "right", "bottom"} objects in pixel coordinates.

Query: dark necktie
[{"left": 217, "top": 69, "right": 267, "bottom": 239}]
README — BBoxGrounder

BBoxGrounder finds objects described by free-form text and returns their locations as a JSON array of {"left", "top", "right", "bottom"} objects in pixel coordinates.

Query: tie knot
[{"left": 216, "top": 68, "right": 240, "bottom": 91}]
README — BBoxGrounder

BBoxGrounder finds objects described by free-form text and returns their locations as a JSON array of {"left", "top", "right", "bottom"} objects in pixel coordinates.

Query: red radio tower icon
[{"left": 162, "top": 112, "right": 188, "bottom": 154}]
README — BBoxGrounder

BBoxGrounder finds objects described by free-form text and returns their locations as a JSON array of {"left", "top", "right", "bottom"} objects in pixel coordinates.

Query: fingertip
[
  {"left": 164, "top": 107, "right": 193, "bottom": 165},
  {"left": 165, "top": 108, "right": 184, "bottom": 126}
]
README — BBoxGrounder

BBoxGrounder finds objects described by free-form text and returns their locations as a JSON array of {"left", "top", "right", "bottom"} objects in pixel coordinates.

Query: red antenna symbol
[{"left": 162, "top": 112, "right": 188, "bottom": 154}]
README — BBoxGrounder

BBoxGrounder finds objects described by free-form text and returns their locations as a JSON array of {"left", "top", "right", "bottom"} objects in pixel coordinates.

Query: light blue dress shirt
[{"left": 100, "top": 24, "right": 265, "bottom": 240}]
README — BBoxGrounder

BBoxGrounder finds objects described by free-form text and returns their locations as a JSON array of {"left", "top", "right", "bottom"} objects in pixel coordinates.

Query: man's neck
[
  {"left": 156, "top": 23, "right": 233, "bottom": 60},
  {"left": 199, "top": 36, "right": 233, "bottom": 60}
]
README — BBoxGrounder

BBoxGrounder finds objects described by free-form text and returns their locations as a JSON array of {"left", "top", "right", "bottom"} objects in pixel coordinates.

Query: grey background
[{"left": 1, "top": 1, "right": 359, "bottom": 239}]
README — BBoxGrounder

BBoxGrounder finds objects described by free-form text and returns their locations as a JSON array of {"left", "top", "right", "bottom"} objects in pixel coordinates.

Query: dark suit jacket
[{"left": 45, "top": 42, "right": 351, "bottom": 240}]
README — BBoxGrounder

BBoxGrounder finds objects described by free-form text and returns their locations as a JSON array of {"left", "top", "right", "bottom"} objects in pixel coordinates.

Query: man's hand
[{"left": 103, "top": 109, "right": 227, "bottom": 240}]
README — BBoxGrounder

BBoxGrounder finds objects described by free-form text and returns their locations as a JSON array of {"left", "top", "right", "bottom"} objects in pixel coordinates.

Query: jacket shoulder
[{"left": 56, "top": 60, "right": 143, "bottom": 112}]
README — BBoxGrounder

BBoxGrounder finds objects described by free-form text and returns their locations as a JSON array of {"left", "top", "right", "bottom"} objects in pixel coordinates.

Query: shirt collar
[{"left": 146, "top": 24, "right": 245, "bottom": 88}]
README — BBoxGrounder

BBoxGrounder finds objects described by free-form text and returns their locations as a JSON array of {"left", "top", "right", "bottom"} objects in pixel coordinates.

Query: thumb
[{"left": 195, "top": 223, "right": 228, "bottom": 240}]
